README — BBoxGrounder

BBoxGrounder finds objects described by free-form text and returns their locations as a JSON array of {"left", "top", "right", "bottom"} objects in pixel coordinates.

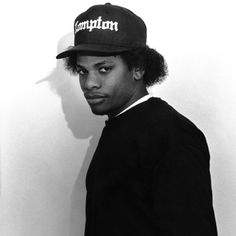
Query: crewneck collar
[
  {"left": 104, "top": 94, "right": 153, "bottom": 123},
  {"left": 105, "top": 96, "right": 156, "bottom": 126},
  {"left": 115, "top": 94, "right": 152, "bottom": 117}
]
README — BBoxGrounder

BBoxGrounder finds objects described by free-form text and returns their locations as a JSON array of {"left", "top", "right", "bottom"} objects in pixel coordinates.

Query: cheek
[
  {"left": 79, "top": 77, "right": 85, "bottom": 90},
  {"left": 109, "top": 75, "right": 134, "bottom": 100}
]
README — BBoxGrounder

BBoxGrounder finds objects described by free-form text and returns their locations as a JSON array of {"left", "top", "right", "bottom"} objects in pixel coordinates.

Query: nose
[{"left": 83, "top": 71, "right": 101, "bottom": 91}]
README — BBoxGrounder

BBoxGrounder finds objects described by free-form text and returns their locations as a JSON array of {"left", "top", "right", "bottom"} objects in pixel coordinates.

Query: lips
[{"left": 84, "top": 93, "right": 107, "bottom": 105}]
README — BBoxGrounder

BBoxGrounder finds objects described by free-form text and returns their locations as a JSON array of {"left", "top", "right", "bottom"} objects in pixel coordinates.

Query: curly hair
[{"left": 63, "top": 45, "right": 168, "bottom": 87}]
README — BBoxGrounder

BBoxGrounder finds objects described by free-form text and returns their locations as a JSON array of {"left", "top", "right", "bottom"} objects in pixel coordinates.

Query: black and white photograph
[{"left": 1, "top": 1, "right": 236, "bottom": 235}]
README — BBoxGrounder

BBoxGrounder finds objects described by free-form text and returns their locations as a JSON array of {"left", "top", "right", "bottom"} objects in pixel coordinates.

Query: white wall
[{"left": 1, "top": 0, "right": 236, "bottom": 235}]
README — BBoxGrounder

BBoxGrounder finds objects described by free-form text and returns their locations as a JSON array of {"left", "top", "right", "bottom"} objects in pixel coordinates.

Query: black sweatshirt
[{"left": 85, "top": 97, "right": 218, "bottom": 236}]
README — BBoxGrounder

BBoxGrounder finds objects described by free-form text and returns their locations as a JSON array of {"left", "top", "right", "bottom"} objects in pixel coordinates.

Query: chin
[
  {"left": 90, "top": 107, "right": 109, "bottom": 116},
  {"left": 89, "top": 104, "right": 118, "bottom": 117}
]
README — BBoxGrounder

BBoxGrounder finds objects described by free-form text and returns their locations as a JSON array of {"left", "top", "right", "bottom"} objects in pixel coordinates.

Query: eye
[
  {"left": 76, "top": 66, "right": 87, "bottom": 76},
  {"left": 99, "top": 66, "right": 112, "bottom": 74}
]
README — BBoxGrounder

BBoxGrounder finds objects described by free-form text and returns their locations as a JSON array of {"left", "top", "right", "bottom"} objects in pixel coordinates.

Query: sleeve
[{"left": 149, "top": 130, "right": 218, "bottom": 236}]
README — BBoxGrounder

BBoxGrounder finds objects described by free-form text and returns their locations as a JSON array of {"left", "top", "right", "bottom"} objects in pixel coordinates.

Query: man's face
[{"left": 76, "top": 55, "right": 141, "bottom": 117}]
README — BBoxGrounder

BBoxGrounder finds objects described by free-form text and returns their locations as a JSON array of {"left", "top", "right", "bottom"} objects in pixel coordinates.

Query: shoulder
[
  {"left": 135, "top": 97, "right": 209, "bottom": 151},
  {"left": 107, "top": 97, "right": 208, "bottom": 149},
  {"left": 130, "top": 97, "right": 199, "bottom": 132}
]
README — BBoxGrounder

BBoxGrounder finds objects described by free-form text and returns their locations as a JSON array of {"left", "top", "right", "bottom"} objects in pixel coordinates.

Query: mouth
[{"left": 84, "top": 94, "right": 107, "bottom": 105}]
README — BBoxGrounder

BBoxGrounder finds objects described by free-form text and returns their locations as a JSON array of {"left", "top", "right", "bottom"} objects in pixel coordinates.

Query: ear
[{"left": 133, "top": 68, "right": 145, "bottom": 81}]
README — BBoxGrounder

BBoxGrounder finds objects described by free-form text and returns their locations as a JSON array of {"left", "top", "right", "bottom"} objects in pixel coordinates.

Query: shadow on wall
[{"left": 37, "top": 33, "right": 105, "bottom": 236}]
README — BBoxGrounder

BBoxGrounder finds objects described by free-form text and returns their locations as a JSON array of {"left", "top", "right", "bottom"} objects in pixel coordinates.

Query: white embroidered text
[{"left": 74, "top": 16, "right": 119, "bottom": 33}]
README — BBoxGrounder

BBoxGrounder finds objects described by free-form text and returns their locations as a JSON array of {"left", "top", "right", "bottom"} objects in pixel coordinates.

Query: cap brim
[{"left": 56, "top": 44, "right": 130, "bottom": 59}]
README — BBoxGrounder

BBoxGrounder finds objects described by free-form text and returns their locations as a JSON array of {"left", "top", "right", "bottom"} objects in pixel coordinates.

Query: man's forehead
[{"left": 76, "top": 55, "right": 119, "bottom": 65}]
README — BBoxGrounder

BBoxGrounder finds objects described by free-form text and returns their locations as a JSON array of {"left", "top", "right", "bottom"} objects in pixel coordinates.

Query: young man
[{"left": 56, "top": 3, "right": 218, "bottom": 236}]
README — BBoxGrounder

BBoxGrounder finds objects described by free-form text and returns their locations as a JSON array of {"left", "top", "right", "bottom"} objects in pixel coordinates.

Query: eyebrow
[
  {"left": 76, "top": 60, "right": 115, "bottom": 68},
  {"left": 95, "top": 60, "right": 114, "bottom": 66}
]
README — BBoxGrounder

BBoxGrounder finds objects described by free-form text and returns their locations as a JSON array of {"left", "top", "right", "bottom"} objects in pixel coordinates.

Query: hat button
[{"left": 105, "top": 2, "right": 111, "bottom": 5}]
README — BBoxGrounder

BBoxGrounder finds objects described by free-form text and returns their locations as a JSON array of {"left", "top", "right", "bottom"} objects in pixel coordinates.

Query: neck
[
  {"left": 108, "top": 87, "right": 149, "bottom": 119},
  {"left": 136, "top": 87, "right": 149, "bottom": 99}
]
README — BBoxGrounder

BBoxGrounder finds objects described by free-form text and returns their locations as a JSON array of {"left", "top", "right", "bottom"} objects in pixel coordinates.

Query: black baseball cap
[{"left": 56, "top": 3, "right": 147, "bottom": 59}]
